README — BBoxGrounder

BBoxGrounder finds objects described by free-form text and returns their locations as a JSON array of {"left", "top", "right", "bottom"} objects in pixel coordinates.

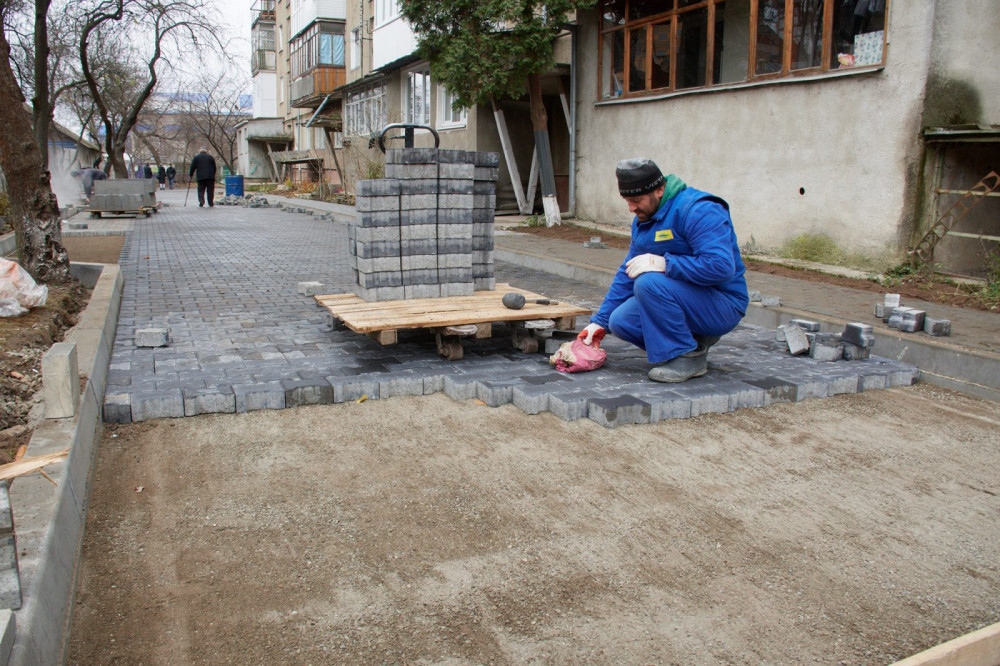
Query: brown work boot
[{"left": 648, "top": 344, "right": 708, "bottom": 383}]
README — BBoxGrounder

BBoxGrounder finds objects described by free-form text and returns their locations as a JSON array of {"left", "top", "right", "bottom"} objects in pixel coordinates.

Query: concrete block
[
  {"left": 399, "top": 179, "right": 440, "bottom": 195},
  {"left": 400, "top": 224, "right": 437, "bottom": 241},
  {"left": 102, "top": 392, "right": 132, "bottom": 423},
  {"left": 923, "top": 317, "right": 951, "bottom": 336},
  {"left": 438, "top": 163, "right": 475, "bottom": 179},
  {"left": 842, "top": 322, "right": 875, "bottom": 348},
  {"left": 385, "top": 163, "right": 439, "bottom": 180},
  {"left": 874, "top": 303, "right": 886, "bottom": 319},
  {"left": 884, "top": 293, "right": 901, "bottom": 308},
  {"left": 474, "top": 166, "right": 499, "bottom": 181},
  {"left": 888, "top": 307, "right": 925, "bottom": 333},
  {"left": 438, "top": 254, "right": 473, "bottom": 269},
  {"left": 281, "top": 378, "right": 334, "bottom": 407},
  {"left": 331, "top": 377, "right": 380, "bottom": 402},
  {"left": 474, "top": 151, "right": 500, "bottom": 167},
  {"left": 438, "top": 194, "right": 475, "bottom": 209},
  {"left": 233, "top": 383, "right": 285, "bottom": 412},
  {"left": 476, "top": 380, "right": 517, "bottom": 407},
  {"left": 587, "top": 396, "right": 651, "bottom": 428},
  {"left": 355, "top": 194, "right": 400, "bottom": 213},
  {"left": 473, "top": 194, "right": 496, "bottom": 209},
  {"left": 473, "top": 277, "right": 496, "bottom": 291},
  {"left": 438, "top": 149, "right": 476, "bottom": 164},
  {"left": 356, "top": 179, "right": 400, "bottom": 196},
  {"left": 182, "top": 386, "right": 236, "bottom": 415},
  {"left": 356, "top": 240, "right": 402, "bottom": 259},
  {"left": 809, "top": 339, "right": 843, "bottom": 362},
  {"left": 131, "top": 389, "right": 184, "bottom": 421},
  {"left": 357, "top": 210, "right": 401, "bottom": 227},
  {"left": 356, "top": 256, "right": 402, "bottom": 273},
  {"left": 404, "top": 284, "right": 441, "bottom": 299},
  {"left": 0, "top": 609, "right": 14, "bottom": 662},
  {"left": 400, "top": 194, "right": 438, "bottom": 210},
  {"left": 841, "top": 343, "right": 871, "bottom": 361},
  {"left": 761, "top": 295, "right": 781, "bottom": 307},
  {"left": 386, "top": 147, "right": 439, "bottom": 164},
  {"left": 781, "top": 323, "right": 809, "bottom": 355},
  {"left": 439, "top": 179, "right": 475, "bottom": 195},
  {"left": 297, "top": 281, "right": 324, "bottom": 296},
  {"left": 357, "top": 271, "right": 403, "bottom": 288},
  {"left": 548, "top": 392, "right": 591, "bottom": 421},
  {"left": 0, "top": 537, "right": 21, "bottom": 610},
  {"left": 512, "top": 385, "right": 551, "bottom": 415},
  {"left": 789, "top": 319, "right": 820, "bottom": 332},
  {"left": 379, "top": 374, "right": 426, "bottom": 399},
  {"left": 42, "top": 341, "right": 79, "bottom": 419},
  {"left": 0, "top": 488, "right": 10, "bottom": 537},
  {"left": 354, "top": 225, "right": 400, "bottom": 243},
  {"left": 442, "top": 374, "right": 480, "bottom": 401},
  {"left": 400, "top": 254, "right": 437, "bottom": 271},
  {"left": 775, "top": 327, "right": 786, "bottom": 342},
  {"left": 135, "top": 328, "right": 169, "bottom": 347},
  {"left": 437, "top": 208, "right": 474, "bottom": 224}
]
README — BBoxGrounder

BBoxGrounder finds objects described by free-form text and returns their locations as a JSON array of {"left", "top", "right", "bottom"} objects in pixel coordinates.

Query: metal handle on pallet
[{"left": 376, "top": 124, "right": 440, "bottom": 154}]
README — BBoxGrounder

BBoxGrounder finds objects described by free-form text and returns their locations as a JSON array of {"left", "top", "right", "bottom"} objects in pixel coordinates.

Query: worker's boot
[
  {"left": 694, "top": 334, "right": 721, "bottom": 350},
  {"left": 648, "top": 344, "right": 709, "bottom": 383}
]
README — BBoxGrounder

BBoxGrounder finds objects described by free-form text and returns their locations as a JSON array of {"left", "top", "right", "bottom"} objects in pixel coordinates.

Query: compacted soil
[{"left": 68, "top": 386, "right": 1000, "bottom": 665}]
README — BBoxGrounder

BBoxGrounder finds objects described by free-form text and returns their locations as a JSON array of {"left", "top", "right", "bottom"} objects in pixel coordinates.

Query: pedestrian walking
[
  {"left": 157, "top": 165, "right": 166, "bottom": 190},
  {"left": 166, "top": 164, "right": 176, "bottom": 190},
  {"left": 188, "top": 148, "right": 217, "bottom": 207},
  {"left": 143, "top": 164, "right": 153, "bottom": 179}
]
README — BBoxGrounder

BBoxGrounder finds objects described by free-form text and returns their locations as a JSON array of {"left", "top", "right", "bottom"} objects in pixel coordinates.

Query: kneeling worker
[{"left": 578, "top": 158, "right": 749, "bottom": 383}]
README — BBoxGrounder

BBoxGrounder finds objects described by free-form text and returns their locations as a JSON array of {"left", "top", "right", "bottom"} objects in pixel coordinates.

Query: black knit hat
[{"left": 616, "top": 158, "right": 665, "bottom": 196}]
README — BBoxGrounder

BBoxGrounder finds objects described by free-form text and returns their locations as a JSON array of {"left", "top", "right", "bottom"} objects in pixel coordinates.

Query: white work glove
[
  {"left": 577, "top": 323, "right": 606, "bottom": 346},
  {"left": 625, "top": 253, "right": 666, "bottom": 279}
]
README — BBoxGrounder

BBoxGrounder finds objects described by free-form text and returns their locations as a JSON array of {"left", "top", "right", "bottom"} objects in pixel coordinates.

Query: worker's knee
[{"left": 632, "top": 273, "right": 681, "bottom": 304}]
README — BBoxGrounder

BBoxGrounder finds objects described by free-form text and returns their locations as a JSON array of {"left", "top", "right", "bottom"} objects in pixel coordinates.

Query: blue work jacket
[{"left": 592, "top": 187, "right": 749, "bottom": 328}]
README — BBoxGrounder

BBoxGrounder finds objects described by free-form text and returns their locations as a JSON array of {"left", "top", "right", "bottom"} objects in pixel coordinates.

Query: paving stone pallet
[{"left": 315, "top": 283, "right": 589, "bottom": 358}]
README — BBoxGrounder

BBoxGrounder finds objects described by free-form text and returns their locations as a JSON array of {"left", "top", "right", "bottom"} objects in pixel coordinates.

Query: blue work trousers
[{"left": 607, "top": 273, "right": 744, "bottom": 364}]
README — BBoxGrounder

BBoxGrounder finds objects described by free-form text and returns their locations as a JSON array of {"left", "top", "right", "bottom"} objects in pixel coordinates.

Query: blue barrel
[{"left": 225, "top": 175, "right": 244, "bottom": 197}]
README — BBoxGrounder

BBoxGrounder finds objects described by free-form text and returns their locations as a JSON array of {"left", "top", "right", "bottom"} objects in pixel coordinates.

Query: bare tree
[
  {"left": 76, "top": 0, "right": 225, "bottom": 178},
  {"left": 173, "top": 71, "right": 249, "bottom": 173},
  {"left": 0, "top": 0, "right": 69, "bottom": 282}
]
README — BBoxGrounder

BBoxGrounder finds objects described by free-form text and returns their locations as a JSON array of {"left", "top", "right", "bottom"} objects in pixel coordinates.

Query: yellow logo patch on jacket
[{"left": 655, "top": 229, "right": 674, "bottom": 242}]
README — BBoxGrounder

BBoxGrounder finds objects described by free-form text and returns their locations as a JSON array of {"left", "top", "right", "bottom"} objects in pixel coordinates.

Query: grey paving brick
[
  {"left": 183, "top": 386, "right": 236, "bottom": 415},
  {"left": 233, "top": 382, "right": 286, "bottom": 412},
  {"left": 588, "top": 395, "right": 651, "bottom": 427},
  {"left": 331, "top": 376, "right": 380, "bottom": 402},
  {"left": 379, "top": 374, "right": 425, "bottom": 398},
  {"left": 281, "top": 378, "right": 334, "bottom": 407},
  {"left": 103, "top": 392, "right": 133, "bottom": 423},
  {"left": 548, "top": 391, "right": 592, "bottom": 421},
  {"left": 131, "top": 389, "right": 184, "bottom": 421}
]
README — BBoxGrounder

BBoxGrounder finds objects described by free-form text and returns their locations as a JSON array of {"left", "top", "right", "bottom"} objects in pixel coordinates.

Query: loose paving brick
[{"left": 106, "top": 203, "right": 920, "bottom": 428}]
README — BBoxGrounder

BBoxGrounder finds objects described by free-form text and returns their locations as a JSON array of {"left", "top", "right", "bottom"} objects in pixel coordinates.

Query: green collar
[{"left": 657, "top": 175, "right": 687, "bottom": 211}]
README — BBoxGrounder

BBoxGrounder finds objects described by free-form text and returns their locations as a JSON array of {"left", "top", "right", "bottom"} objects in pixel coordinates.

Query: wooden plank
[
  {"left": 0, "top": 449, "right": 68, "bottom": 482},
  {"left": 314, "top": 284, "right": 589, "bottom": 335}
]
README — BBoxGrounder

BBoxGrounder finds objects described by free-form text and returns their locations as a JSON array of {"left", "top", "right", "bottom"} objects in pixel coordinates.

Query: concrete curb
[{"left": 3, "top": 263, "right": 123, "bottom": 666}]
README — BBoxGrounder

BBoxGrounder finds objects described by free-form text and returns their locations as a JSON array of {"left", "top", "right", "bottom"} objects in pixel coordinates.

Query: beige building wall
[{"left": 573, "top": 2, "right": 952, "bottom": 258}]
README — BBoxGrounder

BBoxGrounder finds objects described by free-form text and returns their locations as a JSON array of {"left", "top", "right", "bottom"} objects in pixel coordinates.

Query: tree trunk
[
  {"left": 31, "top": 0, "right": 53, "bottom": 168},
  {"left": 528, "top": 72, "right": 561, "bottom": 227},
  {"left": 0, "top": 26, "right": 70, "bottom": 284}
]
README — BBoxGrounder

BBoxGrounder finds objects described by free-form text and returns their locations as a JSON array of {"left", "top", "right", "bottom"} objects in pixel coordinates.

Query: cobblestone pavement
[{"left": 103, "top": 202, "right": 918, "bottom": 427}]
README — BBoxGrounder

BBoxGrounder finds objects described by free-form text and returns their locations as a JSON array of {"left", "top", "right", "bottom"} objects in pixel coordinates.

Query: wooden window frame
[{"left": 598, "top": 0, "right": 888, "bottom": 101}]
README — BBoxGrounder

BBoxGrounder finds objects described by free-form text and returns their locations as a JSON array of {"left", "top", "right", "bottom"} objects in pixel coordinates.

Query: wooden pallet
[{"left": 314, "top": 283, "right": 590, "bottom": 355}]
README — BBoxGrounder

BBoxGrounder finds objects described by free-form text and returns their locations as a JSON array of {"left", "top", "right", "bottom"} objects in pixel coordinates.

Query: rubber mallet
[{"left": 501, "top": 293, "right": 558, "bottom": 309}]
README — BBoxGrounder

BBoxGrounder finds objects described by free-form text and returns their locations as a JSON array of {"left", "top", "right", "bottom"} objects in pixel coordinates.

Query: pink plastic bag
[{"left": 549, "top": 338, "right": 607, "bottom": 373}]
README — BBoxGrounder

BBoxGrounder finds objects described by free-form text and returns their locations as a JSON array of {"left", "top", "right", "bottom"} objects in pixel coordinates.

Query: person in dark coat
[
  {"left": 156, "top": 165, "right": 166, "bottom": 190},
  {"left": 166, "top": 164, "right": 176, "bottom": 189},
  {"left": 188, "top": 148, "right": 217, "bottom": 207},
  {"left": 143, "top": 164, "right": 153, "bottom": 179},
  {"left": 71, "top": 167, "right": 107, "bottom": 202}
]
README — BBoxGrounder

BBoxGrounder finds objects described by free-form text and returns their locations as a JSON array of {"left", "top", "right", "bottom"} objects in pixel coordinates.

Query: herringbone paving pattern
[{"left": 103, "top": 203, "right": 918, "bottom": 427}]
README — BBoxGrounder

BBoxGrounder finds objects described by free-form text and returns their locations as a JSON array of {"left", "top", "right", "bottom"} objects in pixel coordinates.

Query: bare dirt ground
[
  {"left": 0, "top": 235, "right": 119, "bottom": 462},
  {"left": 68, "top": 385, "right": 1000, "bottom": 665}
]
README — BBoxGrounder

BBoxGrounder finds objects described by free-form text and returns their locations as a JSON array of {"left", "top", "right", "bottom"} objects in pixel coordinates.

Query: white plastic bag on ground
[{"left": 0, "top": 258, "right": 48, "bottom": 317}]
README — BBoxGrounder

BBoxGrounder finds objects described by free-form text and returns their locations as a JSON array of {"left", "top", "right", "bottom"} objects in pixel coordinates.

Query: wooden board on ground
[{"left": 315, "top": 283, "right": 590, "bottom": 343}]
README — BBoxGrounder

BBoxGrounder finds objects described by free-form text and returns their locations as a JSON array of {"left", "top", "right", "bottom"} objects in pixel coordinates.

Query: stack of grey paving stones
[
  {"left": 0, "top": 484, "right": 20, "bottom": 610},
  {"left": 350, "top": 147, "right": 498, "bottom": 301},
  {"left": 777, "top": 319, "right": 876, "bottom": 361},
  {"left": 876, "top": 293, "right": 951, "bottom": 336}
]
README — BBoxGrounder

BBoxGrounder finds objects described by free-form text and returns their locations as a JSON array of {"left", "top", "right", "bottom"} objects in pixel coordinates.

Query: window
[
  {"left": 598, "top": 0, "right": 887, "bottom": 100},
  {"left": 350, "top": 28, "right": 361, "bottom": 70},
  {"left": 437, "top": 85, "right": 467, "bottom": 128},
  {"left": 345, "top": 80, "right": 387, "bottom": 136},
  {"left": 405, "top": 68, "right": 431, "bottom": 125},
  {"left": 290, "top": 22, "right": 345, "bottom": 78},
  {"left": 374, "top": 0, "right": 399, "bottom": 26}
]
